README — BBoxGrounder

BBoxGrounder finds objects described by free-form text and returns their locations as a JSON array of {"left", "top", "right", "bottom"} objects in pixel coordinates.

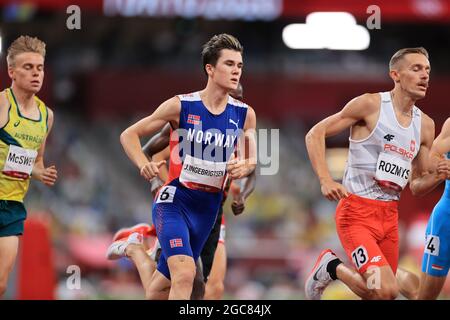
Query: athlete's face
[
  {"left": 208, "top": 49, "right": 243, "bottom": 91},
  {"left": 391, "top": 53, "right": 430, "bottom": 100},
  {"left": 8, "top": 52, "right": 45, "bottom": 94}
]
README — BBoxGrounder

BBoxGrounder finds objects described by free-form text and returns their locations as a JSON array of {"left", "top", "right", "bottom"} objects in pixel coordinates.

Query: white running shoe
[
  {"left": 106, "top": 232, "right": 143, "bottom": 260},
  {"left": 305, "top": 249, "right": 339, "bottom": 300}
]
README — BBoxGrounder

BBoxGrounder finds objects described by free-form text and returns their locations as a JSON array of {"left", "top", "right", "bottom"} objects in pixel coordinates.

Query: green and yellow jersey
[{"left": 0, "top": 88, "right": 48, "bottom": 202}]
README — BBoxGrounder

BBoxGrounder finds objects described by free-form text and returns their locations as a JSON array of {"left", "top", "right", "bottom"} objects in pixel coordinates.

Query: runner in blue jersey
[
  {"left": 120, "top": 34, "right": 257, "bottom": 300},
  {"left": 419, "top": 117, "right": 450, "bottom": 299}
]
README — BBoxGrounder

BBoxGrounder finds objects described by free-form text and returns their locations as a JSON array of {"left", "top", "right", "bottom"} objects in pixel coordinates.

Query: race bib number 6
[{"left": 156, "top": 186, "right": 176, "bottom": 204}]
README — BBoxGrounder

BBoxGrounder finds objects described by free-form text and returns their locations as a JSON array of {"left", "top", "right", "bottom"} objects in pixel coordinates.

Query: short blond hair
[
  {"left": 7, "top": 36, "right": 46, "bottom": 67},
  {"left": 389, "top": 47, "right": 429, "bottom": 70}
]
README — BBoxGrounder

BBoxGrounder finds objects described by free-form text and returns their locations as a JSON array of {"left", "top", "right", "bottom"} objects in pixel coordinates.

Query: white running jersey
[{"left": 343, "top": 92, "right": 422, "bottom": 201}]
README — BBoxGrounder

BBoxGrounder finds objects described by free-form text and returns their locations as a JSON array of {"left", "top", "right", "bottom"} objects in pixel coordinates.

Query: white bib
[
  {"left": 374, "top": 152, "right": 411, "bottom": 191},
  {"left": 2, "top": 145, "right": 37, "bottom": 179},
  {"left": 179, "top": 154, "right": 226, "bottom": 189}
]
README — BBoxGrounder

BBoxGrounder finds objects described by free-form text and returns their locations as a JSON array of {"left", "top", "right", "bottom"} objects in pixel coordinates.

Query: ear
[
  {"left": 205, "top": 64, "right": 214, "bottom": 77},
  {"left": 7, "top": 66, "right": 15, "bottom": 81},
  {"left": 389, "top": 69, "right": 400, "bottom": 83}
]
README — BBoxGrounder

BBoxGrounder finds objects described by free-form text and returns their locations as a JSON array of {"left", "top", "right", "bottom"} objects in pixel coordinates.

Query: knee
[
  {"left": 374, "top": 285, "right": 399, "bottom": 300},
  {"left": 172, "top": 269, "right": 196, "bottom": 288}
]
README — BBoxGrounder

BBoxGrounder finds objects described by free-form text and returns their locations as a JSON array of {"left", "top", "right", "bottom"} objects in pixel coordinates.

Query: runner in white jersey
[
  {"left": 343, "top": 91, "right": 421, "bottom": 201},
  {"left": 304, "top": 47, "right": 446, "bottom": 300}
]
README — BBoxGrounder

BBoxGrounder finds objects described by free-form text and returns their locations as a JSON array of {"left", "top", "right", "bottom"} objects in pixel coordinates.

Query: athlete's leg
[
  {"left": 204, "top": 242, "right": 226, "bottom": 300},
  {"left": 191, "top": 259, "right": 205, "bottom": 300},
  {"left": 0, "top": 236, "right": 19, "bottom": 296},
  {"left": 418, "top": 272, "right": 447, "bottom": 300},
  {"left": 333, "top": 196, "right": 399, "bottom": 300},
  {"left": 145, "top": 270, "right": 172, "bottom": 300},
  {"left": 199, "top": 208, "right": 222, "bottom": 282},
  {"left": 418, "top": 200, "right": 450, "bottom": 300},
  {"left": 125, "top": 243, "right": 157, "bottom": 298},
  {"left": 396, "top": 267, "right": 420, "bottom": 300},
  {"left": 153, "top": 181, "right": 221, "bottom": 300},
  {"left": 167, "top": 254, "right": 197, "bottom": 299},
  {"left": 335, "top": 263, "right": 398, "bottom": 300}
]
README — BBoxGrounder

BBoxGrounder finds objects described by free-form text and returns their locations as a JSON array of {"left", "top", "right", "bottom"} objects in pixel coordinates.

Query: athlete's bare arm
[
  {"left": 0, "top": 92, "right": 9, "bottom": 128},
  {"left": 427, "top": 117, "right": 450, "bottom": 179},
  {"left": 408, "top": 114, "right": 445, "bottom": 196},
  {"left": 305, "top": 93, "right": 379, "bottom": 201},
  {"left": 227, "top": 106, "right": 257, "bottom": 179},
  {"left": 231, "top": 170, "right": 256, "bottom": 216},
  {"left": 142, "top": 123, "right": 171, "bottom": 158},
  {"left": 32, "top": 108, "right": 58, "bottom": 186},
  {"left": 152, "top": 146, "right": 170, "bottom": 182},
  {"left": 120, "top": 97, "right": 181, "bottom": 181}
]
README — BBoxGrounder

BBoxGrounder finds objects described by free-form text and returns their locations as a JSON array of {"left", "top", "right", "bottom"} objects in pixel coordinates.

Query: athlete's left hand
[
  {"left": 437, "top": 159, "right": 450, "bottom": 179},
  {"left": 231, "top": 195, "right": 245, "bottom": 216},
  {"left": 35, "top": 165, "right": 58, "bottom": 186},
  {"left": 227, "top": 159, "right": 254, "bottom": 179}
]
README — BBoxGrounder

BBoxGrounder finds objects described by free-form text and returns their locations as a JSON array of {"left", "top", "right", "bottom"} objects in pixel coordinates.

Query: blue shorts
[
  {"left": 0, "top": 200, "right": 27, "bottom": 237},
  {"left": 421, "top": 196, "right": 450, "bottom": 277},
  {"left": 152, "top": 179, "right": 222, "bottom": 279}
]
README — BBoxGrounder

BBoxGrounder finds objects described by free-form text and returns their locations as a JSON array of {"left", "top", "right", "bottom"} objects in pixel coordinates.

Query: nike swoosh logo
[{"left": 313, "top": 265, "right": 323, "bottom": 281}]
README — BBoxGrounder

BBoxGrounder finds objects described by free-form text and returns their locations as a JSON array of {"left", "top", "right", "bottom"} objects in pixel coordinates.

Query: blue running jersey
[{"left": 153, "top": 91, "right": 248, "bottom": 279}]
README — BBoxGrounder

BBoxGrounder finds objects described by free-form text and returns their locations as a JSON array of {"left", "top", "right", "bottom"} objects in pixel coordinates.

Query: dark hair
[{"left": 201, "top": 34, "right": 243, "bottom": 75}]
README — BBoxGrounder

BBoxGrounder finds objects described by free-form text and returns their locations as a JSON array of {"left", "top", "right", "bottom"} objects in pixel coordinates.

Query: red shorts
[{"left": 335, "top": 194, "right": 399, "bottom": 274}]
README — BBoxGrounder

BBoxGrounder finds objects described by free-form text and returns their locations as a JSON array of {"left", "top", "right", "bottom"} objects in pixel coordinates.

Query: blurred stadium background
[{"left": 0, "top": 0, "right": 449, "bottom": 299}]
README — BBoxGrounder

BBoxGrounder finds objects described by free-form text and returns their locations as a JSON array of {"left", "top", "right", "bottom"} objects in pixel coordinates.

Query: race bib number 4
[
  {"left": 425, "top": 234, "right": 440, "bottom": 256},
  {"left": 179, "top": 154, "right": 226, "bottom": 189},
  {"left": 2, "top": 145, "right": 37, "bottom": 179},
  {"left": 374, "top": 152, "right": 411, "bottom": 191}
]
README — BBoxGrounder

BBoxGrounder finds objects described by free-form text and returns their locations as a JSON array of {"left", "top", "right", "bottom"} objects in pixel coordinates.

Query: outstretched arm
[
  {"left": 430, "top": 117, "right": 450, "bottom": 179},
  {"left": 142, "top": 123, "right": 171, "bottom": 158},
  {"left": 227, "top": 106, "right": 257, "bottom": 179},
  {"left": 305, "top": 93, "right": 377, "bottom": 201},
  {"left": 409, "top": 115, "right": 443, "bottom": 196},
  {"left": 120, "top": 97, "right": 180, "bottom": 181},
  {"left": 231, "top": 170, "right": 256, "bottom": 216}
]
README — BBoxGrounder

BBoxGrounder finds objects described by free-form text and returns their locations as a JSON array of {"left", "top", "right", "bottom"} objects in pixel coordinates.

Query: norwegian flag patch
[
  {"left": 169, "top": 238, "right": 183, "bottom": 248},
  {"left": 187, "top": 114, "right": 201, "bottom": 125}
]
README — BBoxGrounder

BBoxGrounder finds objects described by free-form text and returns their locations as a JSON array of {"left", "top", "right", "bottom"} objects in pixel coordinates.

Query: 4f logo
[{"left": 384, "top": 134, "right": 395, "bottom": 142}]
